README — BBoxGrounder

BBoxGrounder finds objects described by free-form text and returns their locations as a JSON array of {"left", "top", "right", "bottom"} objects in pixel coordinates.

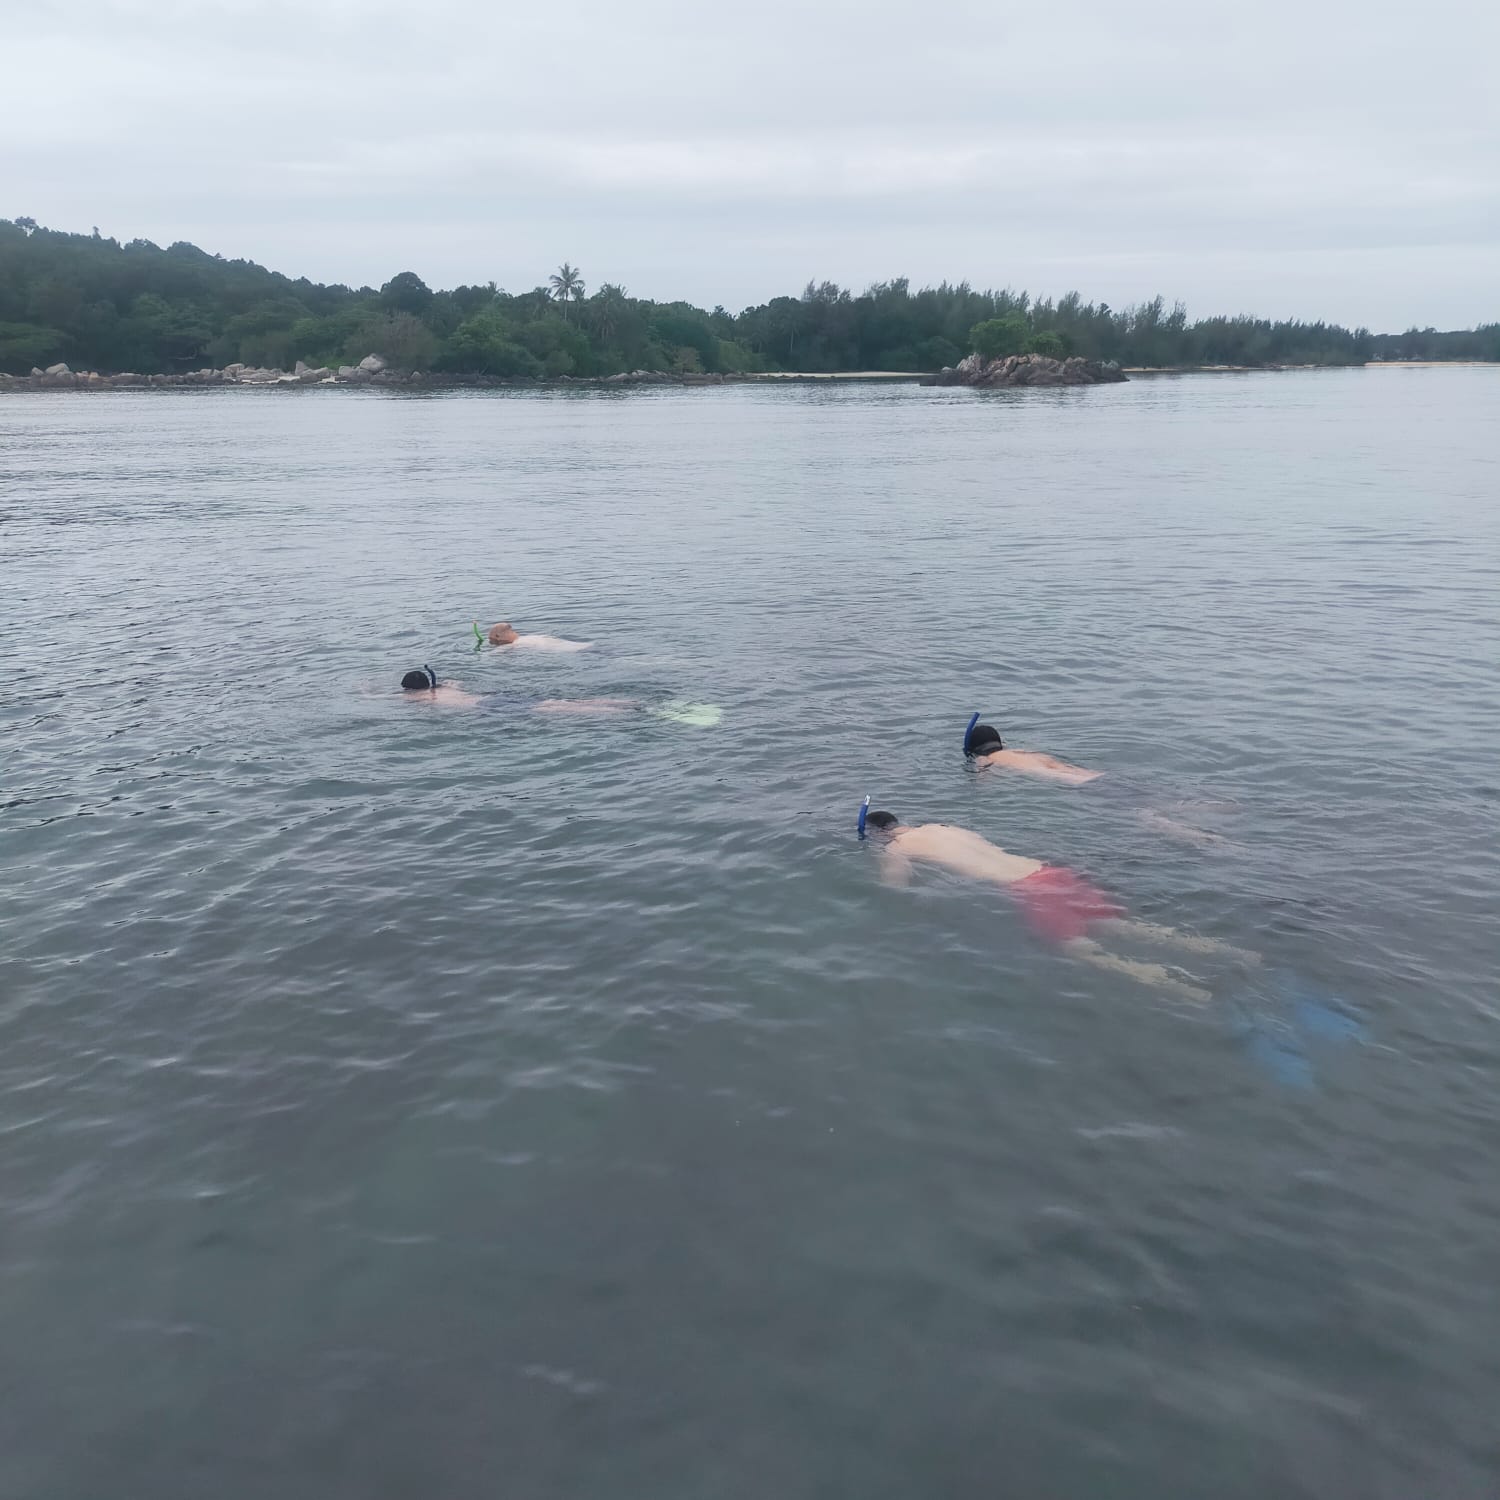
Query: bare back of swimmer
[{"left": 966, "top": 722, "right": 1100, "bottom": 785}]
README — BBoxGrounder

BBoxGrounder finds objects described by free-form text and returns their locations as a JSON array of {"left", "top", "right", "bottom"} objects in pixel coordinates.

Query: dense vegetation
[{"left": 2, "top": 218, "right": 1495, "bottom": 377}]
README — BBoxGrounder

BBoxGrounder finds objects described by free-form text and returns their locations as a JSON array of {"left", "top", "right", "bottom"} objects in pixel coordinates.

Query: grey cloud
[{"left": 8, "top": 0, "right": 1497, "bottom": 326}]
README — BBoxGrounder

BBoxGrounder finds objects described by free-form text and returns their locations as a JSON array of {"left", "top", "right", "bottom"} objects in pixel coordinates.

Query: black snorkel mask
[{"left": 964, "top": 712, "right": 1002, "bottom": 756}]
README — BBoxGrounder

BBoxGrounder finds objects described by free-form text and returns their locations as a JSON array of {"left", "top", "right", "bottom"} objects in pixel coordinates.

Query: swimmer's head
[
  {"left": 864, "top": 810, "right": 899, "bottom": 834},
  {"left": 967, "top": 723, "right": 1003, "bottom": 755},
  {"left": 401, "top": 666, "right": 438, "bottom": 691},
  {"left": 488, "top": 622, "right": 519, "bottom": 646}
]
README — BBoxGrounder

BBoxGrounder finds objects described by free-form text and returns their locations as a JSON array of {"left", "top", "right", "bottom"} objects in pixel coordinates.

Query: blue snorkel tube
[
  {"left": 857, "top": 795, "right": 870, "bottom": 839},
  {"left": 963, "top": 711, "right": 980, "bottom": 756}
]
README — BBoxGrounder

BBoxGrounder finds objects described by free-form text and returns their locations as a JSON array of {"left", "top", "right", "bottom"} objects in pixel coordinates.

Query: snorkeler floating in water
[
  {"left": 400, "top": 669, "right": 722, "bottom": 726},
  {"left": 964, "top": 713, "right": 1228, "bottom": 846},
  {"left": 963, "top": 713, "right": 1101, "bottom": 785},
  {"left": 400, "top": 666, "right": 483, "bottom": 707},
  {"left": 858, "top": 803, "right": 1255, "bottom": 1002},
  {"left": 400, "top": 668, "right": 635, "bottom": 714},
  {"left": 478, "top": 621, "right": 592, "bottom": 652}
]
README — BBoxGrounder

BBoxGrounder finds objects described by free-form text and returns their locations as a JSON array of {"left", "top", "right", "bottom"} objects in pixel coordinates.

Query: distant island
[{"left": 1, "top": 217, "right": 1496, "bottom": 386}]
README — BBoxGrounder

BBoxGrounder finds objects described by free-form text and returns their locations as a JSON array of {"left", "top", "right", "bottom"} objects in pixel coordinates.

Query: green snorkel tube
[{"left": 472, "top": 620, "right": 484, "bottom": 651}]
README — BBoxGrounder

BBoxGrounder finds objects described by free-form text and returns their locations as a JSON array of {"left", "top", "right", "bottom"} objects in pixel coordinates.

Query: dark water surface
[{"left": 2, "top": 371, "right": 1498, "bottom": 1498}]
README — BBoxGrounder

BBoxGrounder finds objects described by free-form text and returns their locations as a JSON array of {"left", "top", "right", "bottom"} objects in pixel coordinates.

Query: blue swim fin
[
  {"left": 1244, "top": 1029, "right": 1315, "bottom": 1091},
  {"left": 1271, "top": 970, "right": 1369, "bottom": 1046},
  {"left": 1294, "top": 999, "right": 1369, "bottom": 1045}
]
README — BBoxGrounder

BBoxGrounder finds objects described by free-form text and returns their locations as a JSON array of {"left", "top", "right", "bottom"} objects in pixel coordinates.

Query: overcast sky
[{"left": 9, "top": 0, "right": 1496, "bottom": 328}]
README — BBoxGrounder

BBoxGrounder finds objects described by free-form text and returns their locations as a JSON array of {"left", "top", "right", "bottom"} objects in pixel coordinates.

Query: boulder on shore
[
  {"left": 925, "top": 352, "right": 1126, "bottom": 388},
  {"left": 45, "top": 362, "right": 71, "bottom": 376},
  {"left": 357, "top": 353, "right": 387, "bottom": 373}
]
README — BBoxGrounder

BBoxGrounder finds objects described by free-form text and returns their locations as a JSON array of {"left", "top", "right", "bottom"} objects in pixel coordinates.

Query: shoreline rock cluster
[
  {"left": 0, "top": 354, "right": 743, "bottom": 393},
  {"left": 924, "top": 352, "right": 1127, "bottom": 387}
]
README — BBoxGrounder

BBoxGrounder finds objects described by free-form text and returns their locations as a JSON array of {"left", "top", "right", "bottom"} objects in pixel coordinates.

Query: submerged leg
[
  {"left": 1136, "top": 808, "right": 1229, "bottom": 849},
  {"left": 1093, "top": 918, "right": 1259, "bottom": 965},
  {"left": 534, "top": 697, "right": 638, "bottom": 714},
  {"left": 1062, "top": 937, "right": 1212, "bottom": 1003}
]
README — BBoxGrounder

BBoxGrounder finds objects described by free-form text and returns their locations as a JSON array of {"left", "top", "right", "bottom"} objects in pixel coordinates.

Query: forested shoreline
[{"left": 2, "top": 218, "right": 1495, "bottom": 379}]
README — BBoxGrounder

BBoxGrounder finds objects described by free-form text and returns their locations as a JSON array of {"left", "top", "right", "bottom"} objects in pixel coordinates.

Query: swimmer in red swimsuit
[{"left": 862, "top": 810, "right": 1255, "bottom": 1001}]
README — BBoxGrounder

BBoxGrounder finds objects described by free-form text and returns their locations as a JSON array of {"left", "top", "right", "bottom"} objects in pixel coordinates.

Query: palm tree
[
  {"left": 589, "top": 282, "right": 627, "bottom": 342},
  {"left": 549, "top": 263, "right": 585, "bottom": 318}
]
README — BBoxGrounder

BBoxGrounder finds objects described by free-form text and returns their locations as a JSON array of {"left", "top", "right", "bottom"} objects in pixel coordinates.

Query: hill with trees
[{"left": 2, "top": 218, "right": 1495, "bottom": 379}]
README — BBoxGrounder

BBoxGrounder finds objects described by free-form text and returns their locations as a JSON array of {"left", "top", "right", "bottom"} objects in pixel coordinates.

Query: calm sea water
[{"left": 2, "top": 371, "right": 1498, "bottom": 1499}]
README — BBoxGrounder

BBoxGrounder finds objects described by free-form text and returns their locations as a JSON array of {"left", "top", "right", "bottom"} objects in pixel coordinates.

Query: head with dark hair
[
  {"left": 967, "top": 723, "right": 1003, "bottom": 755},
  {"left": 865, "top": 810, "right": 899, "bottom": 833},
  {"left": 401, "top": 666, "right": 438, "bottom": 691}
]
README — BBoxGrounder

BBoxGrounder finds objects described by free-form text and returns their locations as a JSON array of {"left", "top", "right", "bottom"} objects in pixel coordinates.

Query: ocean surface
[{"left": 2, "top": 369, "right": 1497, "bottom": 1499}]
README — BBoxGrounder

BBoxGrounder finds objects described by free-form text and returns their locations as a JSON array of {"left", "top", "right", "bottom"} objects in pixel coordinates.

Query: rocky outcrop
[
  {"left": 602, "top": 369, "right": 678, "bottom": 384},
  {"left": 925, "top": 352, "right": 1127, "bottom": 387},
  {"left": 3, "top": 355, "right": 739, "bottom": 394}
]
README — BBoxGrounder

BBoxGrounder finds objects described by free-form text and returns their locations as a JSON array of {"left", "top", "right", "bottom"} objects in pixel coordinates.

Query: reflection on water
[{"left": 2, "top": 371, "right": 1498, "bottom": 1499}]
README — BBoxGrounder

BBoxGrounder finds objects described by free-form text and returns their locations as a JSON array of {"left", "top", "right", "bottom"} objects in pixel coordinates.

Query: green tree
[
  {"left": 548, "top": 263, "right": 585, "bottom": 318},
  {"left": 650, "top": 309, "right": 719, "bottom": 372},
  {"left": 0, "top": 216, "right": 1488, "bottom": 378},
  {"left": 379, "top": 271, "right": 433, "bottom": 316},
  {"left": 969, "top": 316, "right": 1029, "bottom": 359},
  {"left": 349, "top": 311, "right": 439, "bottom": 370},
  {"left": 440, "top": 312, "right": 541, "bottom": 376},
  {"left": 587, "top": 282, "right": 628, "bottom": 343},
  {"left": 919, "top": 334, "right": 961, "bottom": 369},
  {"left": 1028, "top": 330, "right": 1067, "bottom": 358},
  {"left": 0, "top": 320, "right": 66, "bottom": 372}
]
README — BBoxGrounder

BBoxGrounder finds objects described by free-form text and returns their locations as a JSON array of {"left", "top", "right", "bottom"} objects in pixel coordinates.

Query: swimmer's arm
[{"left": 880, "top": 847, "right": 915, "bottom": 888}]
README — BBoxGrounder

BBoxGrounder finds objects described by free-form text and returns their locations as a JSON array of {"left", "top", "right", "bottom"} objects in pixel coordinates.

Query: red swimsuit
[{"left": 1011, "top": 866, "right": 1124, "bottom": 945}]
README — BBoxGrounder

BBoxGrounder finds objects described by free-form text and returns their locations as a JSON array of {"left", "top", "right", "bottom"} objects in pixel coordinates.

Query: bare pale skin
[
  {"left": 879, "top": 822, "right": 1044, "bottom": 888},
  {"left": 401, "top": 681, "right": 635, "bottom": 714},
  {"left": 874, "top": 820, "right": 1254, "bottom": 1003},
  {"left": 402, "top": 683, "right": 482, "bottom": 708},
  {"left": 974, "top": 747, "right": 1102, "bottom": 785},
  {"left": 533, "top": 697, "right": 635, "bottom": 714},
  {"left": 486, "top": 621, "right": 592, "bottom": 652}
]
